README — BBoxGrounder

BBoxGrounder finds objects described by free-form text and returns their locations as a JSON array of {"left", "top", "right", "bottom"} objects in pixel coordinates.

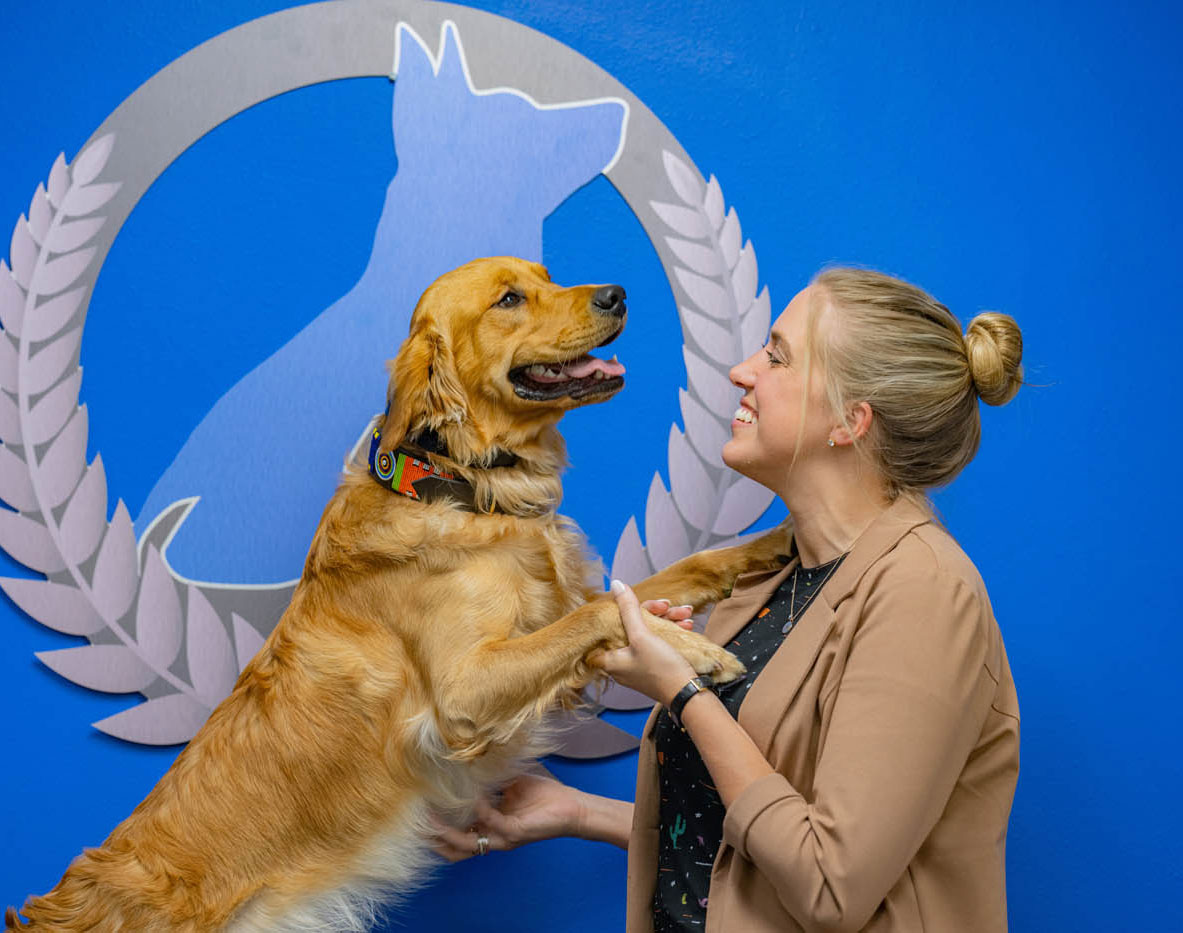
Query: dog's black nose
[{"left": 591, "top": 284, "right": 627, "bottom": 317}]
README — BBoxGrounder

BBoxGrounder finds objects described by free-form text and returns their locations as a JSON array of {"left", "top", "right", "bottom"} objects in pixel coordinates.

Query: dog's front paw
[
  {"left": 732, "top": 519, "right": 794, "bottom": 573},
  {"left": 650, "top": 621, "right": 746, "bottom": 685}
]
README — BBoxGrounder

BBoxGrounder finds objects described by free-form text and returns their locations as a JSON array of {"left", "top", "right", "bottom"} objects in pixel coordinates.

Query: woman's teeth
[{"left": 734, "top": 407, "right": 756, "bottom": 424}]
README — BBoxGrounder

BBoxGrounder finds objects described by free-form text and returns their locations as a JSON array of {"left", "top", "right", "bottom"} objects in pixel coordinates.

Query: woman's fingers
[{"left": 431, "top": 819, "right": 504, "bottom": 863}]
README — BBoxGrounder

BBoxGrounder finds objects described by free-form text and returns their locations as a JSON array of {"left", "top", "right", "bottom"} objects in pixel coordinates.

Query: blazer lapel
[
  {"left": 732, "top": 497, "right": 933, "bottom": 755},
  {"left": 737, "top": 596, "right": 836, "bottom": 754},
  {"left": 704, "top": 560, "right": 798, "bottom": 648}
]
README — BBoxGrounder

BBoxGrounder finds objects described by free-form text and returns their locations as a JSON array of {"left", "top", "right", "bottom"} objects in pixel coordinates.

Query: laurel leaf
[
  {"left": 649, "top": 200, "right": 710, "bottom": 239},
  {"left": 21, "top": 326, "right": 82, "bottom": 396},
  {"left": 665, "top": 236, "right": 724, "bottom": 277},
  {"left": 679, "top": 388, "right": 730, "bottom": 465},
  {"left": 644, "top": 473, "right": 690, "bottom": 571},
  {"left": 610, "top": 515, "right": 652, "bottom": 585},
  {"left": 731, "top": 242, "right": 758, "bottom": 313},
  {"left": 46, "top": 154, "right": 69, "bottom": 208},
  {"left": 36, "top": 644, "right": 156, "bottom": 694},
  {"left": 680, "top": 305, "right": 735, "bottom": 362},
  {"left": 61, "top": 183, "right": 120, "bottom": 218},
  {"left": 0, "top": 511, "right": 65, "bottom": 573},
  {"left": 0, "top": 390, "right": 20, "bottom": 444},
  {"left": 93, "top": 693, "right": 210, "bottom": 746},
  {"left": 662, "top": 150, "right": 702, "bottom": 206},
  {"left": 596, "top": 678, "right": 655, "bottom": 712},
  {"left": 673, "top": 266, "right": 731, "bottom": 321},
  {"left": 667, "top": 426, "right": 716, "bottom": 530},
  {"left": 92, "top": 501, "right": 139, "bottom": 620},
  {"left": 0, "top": 262, "right": 25, "bottom": 337},
  {"left": 0, "top": 334, "right": 18, "bottom": 395},
  {"left": 0, "top": 444, "right": 37, "bottom": 511},
  {"left": 71, "top": 134, "right": 115, "bottom": 187},
  {"left": 9, "top": 217, "right": 38, "bottom": 291},
  {"left": 27, "top": 185, "right": 52, "bottom": 243},
  {"left": 0, "top": 576, "right": 104, "bottom": 636},
  {"left": 711, "top": 475, "right": 777, "bottom": 536},
  {"left": 36, "top": 405, "right": 87, "bottom": 508},
  {"left": 683, "top": 346, "right": 740, "bottom": 418},
  {"left": 136, "top": 545, "right": 183, "bottom": 670},
  {"left": 26, "top": 371, "right": 83, "bottom": 445},
  {"left": 24, "top": 287, "right": 85, "bottom": 342},
  {"left": 741, "top": 287, "right": 771, "bottom": 355},
  {"left": 549, "top": 708, "right": 639, "bottom": 758},
  {"left": 59, "top": 456, "right": 107, "bottom": 565},
  {"left": 232, "top": 613, "right": 265, "bottom": 673},
  {"left": 702, "top": 175, "right": 724, "bottom": 231},
  {"left": 31, "top": 250, "right": 94, "bottom": 297},
  {"left": 47, "top": 217, "right": 105, "bottom": 254},
  {"left": 186, "top": 586, "right": 238, "bottom": 707},
  {"left": 719, "top": 208, "right": 741, "bottom": 270}
]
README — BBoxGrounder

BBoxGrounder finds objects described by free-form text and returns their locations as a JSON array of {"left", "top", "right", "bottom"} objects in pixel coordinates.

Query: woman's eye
[
  {"left": 765, "top": 349, "right": 783, "bottom": 366},
  {"left": 497, "top": 291, "right": 524, "bottom": 308}
]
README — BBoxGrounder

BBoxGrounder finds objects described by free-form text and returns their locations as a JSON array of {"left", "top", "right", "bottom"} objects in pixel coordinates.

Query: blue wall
[{"left": 2, "top": 1, "right": 1181, "bottom": 929}]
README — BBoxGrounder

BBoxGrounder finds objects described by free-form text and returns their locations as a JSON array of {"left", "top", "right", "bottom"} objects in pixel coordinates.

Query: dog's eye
[{"left": 495, "top": 291, "right": 524, "bottom": 309}]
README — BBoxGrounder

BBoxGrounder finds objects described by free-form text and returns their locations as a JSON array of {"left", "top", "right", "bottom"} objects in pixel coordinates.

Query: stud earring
[{"left": 827, "top": 438, "right": 836, "bottom": 448}]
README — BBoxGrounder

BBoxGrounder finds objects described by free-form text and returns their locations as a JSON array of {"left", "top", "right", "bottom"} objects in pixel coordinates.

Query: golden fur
[{"left": 7, "top": 257, "right": 789, "bottom": 931}]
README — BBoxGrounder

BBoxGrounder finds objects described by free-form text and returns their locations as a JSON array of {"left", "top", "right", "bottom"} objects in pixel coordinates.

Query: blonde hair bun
[{"left": 964, "top": 312, "right": 1023, "bottom": 406}]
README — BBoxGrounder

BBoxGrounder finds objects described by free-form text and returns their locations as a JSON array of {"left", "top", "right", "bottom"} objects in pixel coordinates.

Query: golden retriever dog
[{"left": 7, "top": 257, "right": 788, "bottom": 931}]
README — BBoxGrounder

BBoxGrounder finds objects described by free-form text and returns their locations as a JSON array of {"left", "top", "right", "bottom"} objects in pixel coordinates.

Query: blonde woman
[{"left": 436, "top": 268, "right": 1023, "bottom": 933}]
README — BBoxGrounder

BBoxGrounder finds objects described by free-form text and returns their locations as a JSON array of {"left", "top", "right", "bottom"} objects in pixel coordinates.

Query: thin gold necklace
[{"left": 782, "top": 556, "right": 844, "bottom": 635}]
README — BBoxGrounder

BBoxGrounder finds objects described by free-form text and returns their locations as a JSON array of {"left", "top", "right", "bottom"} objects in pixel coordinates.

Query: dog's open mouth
[{"left": 509, "top": 352, "right": 626, "bottom": 401}]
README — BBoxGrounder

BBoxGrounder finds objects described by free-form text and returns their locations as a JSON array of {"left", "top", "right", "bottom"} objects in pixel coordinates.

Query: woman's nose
[{"left": 730, "top": 355, "right": 755, "bottom": 389}]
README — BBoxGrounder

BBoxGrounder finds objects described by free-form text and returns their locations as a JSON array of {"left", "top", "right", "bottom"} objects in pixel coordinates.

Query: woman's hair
[{"left": 810, "top": 267, "right": 1023, "bottom": 501}]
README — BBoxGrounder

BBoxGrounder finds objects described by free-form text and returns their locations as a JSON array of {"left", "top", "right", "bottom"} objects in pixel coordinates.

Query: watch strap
[{"left": 668, "top": 675, "right": 714, "bottom": 728}]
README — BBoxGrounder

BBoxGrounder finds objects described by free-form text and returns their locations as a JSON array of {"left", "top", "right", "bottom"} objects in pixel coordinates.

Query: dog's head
[{"left": 377, "top": 256, "right": 626, "bottom": 466}]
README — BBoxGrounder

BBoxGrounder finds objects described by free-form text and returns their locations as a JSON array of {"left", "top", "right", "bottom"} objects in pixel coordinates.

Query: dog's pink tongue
[{"left": 563, "top": 354, "right": 626, "bottom": 379}]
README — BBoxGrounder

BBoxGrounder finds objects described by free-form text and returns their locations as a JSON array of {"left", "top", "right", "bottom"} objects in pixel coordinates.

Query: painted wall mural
[
  {"left": 0, "top": 4, "right": 772, "bottom": 753},
  {"left": 4, "top": 0, "right": 1181, "bottom": 930}
]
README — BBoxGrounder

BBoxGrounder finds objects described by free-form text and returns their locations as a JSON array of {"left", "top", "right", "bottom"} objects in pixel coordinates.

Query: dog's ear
[{"left": 378, "top": 326, "right": 467, "bottom": 454}]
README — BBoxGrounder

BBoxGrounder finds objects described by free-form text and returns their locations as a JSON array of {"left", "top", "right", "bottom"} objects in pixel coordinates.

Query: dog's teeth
[
  {"left": 529, "top": 364, "right": 548, "bottom": 376},
  {"left": 592, "top": 370, "right": 604, "bottom": 380}
]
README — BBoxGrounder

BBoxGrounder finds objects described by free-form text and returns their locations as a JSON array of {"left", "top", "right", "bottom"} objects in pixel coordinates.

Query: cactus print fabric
[{"left": 652, "top": 553, "right": 846, "bottom": 931}]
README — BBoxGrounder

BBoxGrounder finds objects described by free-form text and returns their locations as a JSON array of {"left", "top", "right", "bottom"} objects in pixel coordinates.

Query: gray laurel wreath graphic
[
  {"left": 0, "top": 139, "right": 769, "bottom": 755},
  {"left": 594, "top": 150, "right": 776, "bottom": 715},
  {"left": 0, "top": 136, "right": 264, "bottom": 745}
]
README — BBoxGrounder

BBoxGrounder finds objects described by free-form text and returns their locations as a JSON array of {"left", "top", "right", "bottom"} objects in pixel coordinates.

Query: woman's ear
[
  {"left": 377, "top": 327, "right": 467, "bottom": 455},
  {"left": 830, "top": 401, "right": 873, "bottom": 447}
]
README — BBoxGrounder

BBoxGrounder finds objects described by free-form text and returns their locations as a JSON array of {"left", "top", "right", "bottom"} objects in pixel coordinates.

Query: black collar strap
[
  {"left": 366, "top": 422, "right": 516, "bottom": 511},
  {"left": 410, "top": 426, "right": 518, "bottom": 469}
]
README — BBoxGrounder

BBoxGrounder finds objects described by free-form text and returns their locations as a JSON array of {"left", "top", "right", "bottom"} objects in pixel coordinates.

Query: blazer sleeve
[{"left": 720, "top": 566, "right": 996, "bottom": 933}]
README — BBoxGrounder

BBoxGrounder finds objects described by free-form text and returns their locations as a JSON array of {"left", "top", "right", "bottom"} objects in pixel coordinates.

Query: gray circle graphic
[{"left": 1, "top": 0, "right": 773, "bottom": 750}]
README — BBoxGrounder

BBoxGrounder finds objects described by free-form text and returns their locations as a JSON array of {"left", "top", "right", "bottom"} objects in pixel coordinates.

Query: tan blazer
[{"left": 626, "top": 498, "right": 1020, "bottom": 933}]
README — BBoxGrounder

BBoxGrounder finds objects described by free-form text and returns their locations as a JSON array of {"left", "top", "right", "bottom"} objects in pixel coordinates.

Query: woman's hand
[
  {"left": 590, "top": 580, "right": 698, "bottom": 706},
  {"left": 432, "top": 773, "right": 584, "bottom": 862}
]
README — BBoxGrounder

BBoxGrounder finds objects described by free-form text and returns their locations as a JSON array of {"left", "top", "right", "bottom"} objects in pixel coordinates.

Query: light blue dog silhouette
[{"left": 136, "top": 22, "right": 626, "bottom": 582}]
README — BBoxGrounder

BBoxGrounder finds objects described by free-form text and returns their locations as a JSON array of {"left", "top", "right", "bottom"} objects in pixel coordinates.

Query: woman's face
[{"left": 722, "top": 285, "right": 835, "bottom": 491}]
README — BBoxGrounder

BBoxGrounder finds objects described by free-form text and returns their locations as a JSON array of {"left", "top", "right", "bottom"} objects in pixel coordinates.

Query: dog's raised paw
[
  {"left": 650, "top": 621, "right": 746, "bottom": 685},
  {"left": 693, "top": 641, "right": 745, "bottom": 684}
]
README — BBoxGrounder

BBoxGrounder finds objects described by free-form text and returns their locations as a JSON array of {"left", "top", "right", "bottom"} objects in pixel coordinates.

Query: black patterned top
[{"left": 652, "top": 553, "right": 847, "bottom": 931}]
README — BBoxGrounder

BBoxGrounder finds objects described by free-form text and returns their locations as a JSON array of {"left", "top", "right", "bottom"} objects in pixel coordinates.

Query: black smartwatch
[{"left": 667, "top": 676, "right": 714, "bottom": 728}]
